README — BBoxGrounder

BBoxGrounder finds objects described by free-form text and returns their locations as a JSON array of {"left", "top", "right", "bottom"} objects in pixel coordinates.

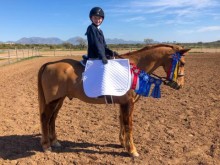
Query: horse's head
[
  {"left": 119, "top": 44, "right": 190, "bottom": 90},
  {"left": 163, "top": 46, "right": 190, "bottom": 90}
]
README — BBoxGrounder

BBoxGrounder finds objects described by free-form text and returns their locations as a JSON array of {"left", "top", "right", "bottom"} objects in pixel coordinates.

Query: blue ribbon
[
  {"left": 151, "top": 79, "right": 162, "bottom": 98},
  {"left": 134, "top": 69, "right": 162, "bottom": 98},
  {"left": 143, "top": 77, "right": 154, "bottom": 96},
  {"left": 169, "top": 52, "right": 181, "bottom": 80},
  {"left": 135, "top": 71, "right": 149, "bottom": 95}
]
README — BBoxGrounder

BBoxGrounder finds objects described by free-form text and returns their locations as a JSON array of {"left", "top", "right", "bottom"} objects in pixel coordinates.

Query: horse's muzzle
[{"left": 164, "top": 81, "right": 181, "bottom": 90}]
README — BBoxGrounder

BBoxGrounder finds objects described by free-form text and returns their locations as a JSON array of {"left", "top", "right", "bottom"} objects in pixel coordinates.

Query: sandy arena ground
[{"left": 0, "top": 53, "right": 220, "bottom": 164}]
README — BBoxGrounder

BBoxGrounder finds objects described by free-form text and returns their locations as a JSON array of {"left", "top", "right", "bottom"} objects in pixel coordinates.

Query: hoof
[
  {"left": 120, "top": 143, "right": 126, "bottom": 148},
  {"left": 120, "top": 141, "right": 126, "bottom": 148},
  {"left": 52, "top": 141, "right": 61, "bottom": 147},
  {"left": 43, "top": 146, "right": 52, "bottom": 152},
  {"left": 130, "top": 152, "right": 139, "bottom": 157}
]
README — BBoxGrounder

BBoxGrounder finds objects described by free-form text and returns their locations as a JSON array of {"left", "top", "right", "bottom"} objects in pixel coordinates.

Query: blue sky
[{"left": 0, "top": 0, "right": 220, "bottom": 43}]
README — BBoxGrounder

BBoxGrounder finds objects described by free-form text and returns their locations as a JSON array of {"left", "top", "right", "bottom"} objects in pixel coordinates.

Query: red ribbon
[{"left": 130, "top": 63, "right": 140, "bottom": 89}]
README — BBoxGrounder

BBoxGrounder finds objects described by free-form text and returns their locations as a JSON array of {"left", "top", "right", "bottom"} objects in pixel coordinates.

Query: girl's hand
[{"left": 102, "top": 57, "right": 108, "bottom": 64}]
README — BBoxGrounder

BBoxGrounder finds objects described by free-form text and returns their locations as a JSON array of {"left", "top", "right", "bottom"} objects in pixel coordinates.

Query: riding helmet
[{"left": 89, "top": 7, "right": 104, "bottom": 19}]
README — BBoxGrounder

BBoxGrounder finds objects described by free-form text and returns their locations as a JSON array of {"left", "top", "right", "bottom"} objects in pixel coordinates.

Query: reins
[
  {"left": 151, "top": 73, "right": 180, "bottom": 89},
  {"left": 114, "top": 50, "right": 184, "bottom": 90},
  {"left": 111, "top": 46, "right": 185, "bottom": 102},
  {"left": 151, "top": 73, "right": 167, "bottom": 83},
  {"left": 152, "top": 52, "right": 186, "bottom": 89}
]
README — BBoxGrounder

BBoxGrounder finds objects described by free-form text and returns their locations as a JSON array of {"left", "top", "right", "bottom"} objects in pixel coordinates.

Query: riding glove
[
  {"left": 102, "top": 57, "right": 108, "bottom": 64},
  {"left": 113, "top": 51, "right": 119, "bottom": 56}
]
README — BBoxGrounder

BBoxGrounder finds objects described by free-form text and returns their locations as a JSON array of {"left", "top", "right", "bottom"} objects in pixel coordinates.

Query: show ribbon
[
  {"left": 151, "top": 78, "right": 162, "bottom": 98},
  {"left": 167, "top": 52, "right": 181, "bottom": 81},
  {"left": 135, "top": 71, "right": 147, "bottom": 95},
  {"left": 130, "top": 63, "right": 140, "bottom": 89},
  {"left": 130, "top": 63, "right": 162, "bottom": 98},
  {"left": 141, "top": 73, "right": 150, "bottom": 96},
  {"left": 143, "top": 77, "right": 154, "bottom": 97}
]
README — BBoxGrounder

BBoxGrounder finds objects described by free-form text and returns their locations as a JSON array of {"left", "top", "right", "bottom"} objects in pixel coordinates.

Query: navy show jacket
[{"left": 85, "top": 23, "right": 113, "bottom": 59}]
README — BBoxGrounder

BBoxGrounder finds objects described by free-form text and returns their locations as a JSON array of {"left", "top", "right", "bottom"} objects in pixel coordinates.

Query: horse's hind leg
[
  {"left": 49, "top": 97, "right": 65, "bottom": 148},
  {"left": 119, "top": 99, "right": 139, "bottom": 157},
  {"left": 40, "top": 99, "right": 63, "bottom": 151}
]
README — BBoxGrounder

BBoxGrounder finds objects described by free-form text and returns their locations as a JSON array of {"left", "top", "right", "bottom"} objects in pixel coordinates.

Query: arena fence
[
  {"left": 0, "top": 47, "right": 220, "bottom": 66},
  {"left": 0, "top": 48, "right": 86, "bottom": 66}
]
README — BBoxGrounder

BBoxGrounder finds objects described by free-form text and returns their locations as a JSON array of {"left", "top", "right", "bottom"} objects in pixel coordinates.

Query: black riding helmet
[{"left": 89, "top": 7, "right": 104, "bottom": 19}]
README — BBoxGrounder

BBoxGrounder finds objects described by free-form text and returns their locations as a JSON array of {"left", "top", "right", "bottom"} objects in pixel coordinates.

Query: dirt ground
[{"left": 0, "top": 53, "right": 220, "bottom": 165}]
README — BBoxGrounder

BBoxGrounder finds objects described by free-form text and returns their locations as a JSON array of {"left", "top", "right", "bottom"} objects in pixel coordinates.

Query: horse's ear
[{"left": 179, "top": 48, "right": 191, "bottom": 55}]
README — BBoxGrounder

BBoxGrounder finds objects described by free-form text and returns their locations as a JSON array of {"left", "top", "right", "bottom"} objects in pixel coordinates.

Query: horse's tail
[{"left": 38, "top": 63, "right": 48, "bottom": 114}]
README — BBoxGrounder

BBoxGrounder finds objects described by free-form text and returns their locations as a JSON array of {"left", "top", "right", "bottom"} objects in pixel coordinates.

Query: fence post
[
  {"left": 15, "top": 47, "right": 18, "bottom": 61},
  {"left": 54, "top": 49, "right": 56, "bottom": 56},
  {"left": 22, "top": 49, "right": 24, "bottom": 58},
  {"left": 8, "top": 49, "right": 10, "bottom": 64}
]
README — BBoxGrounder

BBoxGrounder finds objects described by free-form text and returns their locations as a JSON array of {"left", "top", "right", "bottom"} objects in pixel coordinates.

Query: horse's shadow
[{"left": 0, "top": 134, "right": 129, "bottom": 160}]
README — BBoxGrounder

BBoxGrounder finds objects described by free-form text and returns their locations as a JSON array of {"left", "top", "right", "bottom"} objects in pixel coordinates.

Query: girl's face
[{"left": 91, "top": 16, "right": 103, "bottom": 26}]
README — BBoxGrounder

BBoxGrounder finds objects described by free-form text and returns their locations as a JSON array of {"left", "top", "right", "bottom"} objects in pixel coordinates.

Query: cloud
[
  {"left": 124, "top": 16, "right": 145, "bottom": 22},
  {"left": 107, "top": 0, "right": 220, "bottom": 36},
  {"left": 131, "top": 0, "right": 219, "bottom": 9},
  {"left": 197, "top": 26, "right": 220, "bottom": 32},
  {"left": 110, "top": 0, "right": 220, "bottom": 19},
  {"left": 177, "top": 26, "right": 220, "bottom": 35},
  {"left": 177, "top": 29, "right": 194, "bottom": 34}
]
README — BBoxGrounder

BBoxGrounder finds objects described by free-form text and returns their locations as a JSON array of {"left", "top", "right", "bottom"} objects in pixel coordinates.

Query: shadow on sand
[{"left": 0, "top": 134, "right": 129, "bottom": 160}]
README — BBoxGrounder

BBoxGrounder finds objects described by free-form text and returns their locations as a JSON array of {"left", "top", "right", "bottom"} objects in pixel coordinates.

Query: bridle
[
  {"left": 151, "top": 52, "right": 185, "bottom": 90},
  {"left": 113, "top": 51, "right": 185, "bottom": 90}
]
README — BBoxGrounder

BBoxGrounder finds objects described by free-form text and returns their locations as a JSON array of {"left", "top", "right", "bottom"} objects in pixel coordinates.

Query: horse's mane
[
  {"left": 121, "top": 44, "right": 182, "bottom": 56},
  {"left": 142, "top": 44, "right": 181, "bottom": 50}
]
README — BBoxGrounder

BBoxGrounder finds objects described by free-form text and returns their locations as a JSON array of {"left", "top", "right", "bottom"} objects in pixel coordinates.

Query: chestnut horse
[{"left": 38, "top": 44, "right": 190, "bottom": 157}]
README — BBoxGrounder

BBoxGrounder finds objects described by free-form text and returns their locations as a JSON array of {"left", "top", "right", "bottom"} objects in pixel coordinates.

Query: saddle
[
  {"left": 82, "top": 59, "right": 131, "bottom": 98},
  {"left": 80, "top": 55, "right": 114, "bottom": 67}
]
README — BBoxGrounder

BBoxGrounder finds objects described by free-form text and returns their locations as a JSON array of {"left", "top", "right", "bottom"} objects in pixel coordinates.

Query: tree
[
  {"left": 144, "top": 38, "right": 154, "bottom": 44},
  {"left": 61, "top": 42, "right": 74, "bottom": 49},
  {"left": 76, "top": 37, "right": 87, "bottom": 50}
]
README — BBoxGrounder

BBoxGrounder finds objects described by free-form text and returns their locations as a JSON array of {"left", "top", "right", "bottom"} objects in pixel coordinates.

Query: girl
[{"left": 85, "top": 7, "right": 117, "bottom": 64}]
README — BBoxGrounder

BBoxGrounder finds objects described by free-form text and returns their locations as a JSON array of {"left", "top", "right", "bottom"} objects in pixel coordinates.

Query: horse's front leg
[
  {"left": 119, "top": 99, "right": 139, "bottom": 157},
  {"left": 119, "top": 110, "right": 126, "bottom": 148}
]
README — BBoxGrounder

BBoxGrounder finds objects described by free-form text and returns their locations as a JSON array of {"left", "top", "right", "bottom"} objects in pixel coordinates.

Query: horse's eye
[{"left": 179, "top": 61, "right": 185, "bottom": 67}]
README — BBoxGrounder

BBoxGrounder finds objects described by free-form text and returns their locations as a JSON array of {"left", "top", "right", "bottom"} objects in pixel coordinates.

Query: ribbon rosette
[{"left": 130, "top": 63, "right": 162, "bottom": 98}]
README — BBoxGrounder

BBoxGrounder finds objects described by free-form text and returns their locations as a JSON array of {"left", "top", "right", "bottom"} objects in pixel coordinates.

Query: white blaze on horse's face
[
  {"left": 164, "top": 48, "right": 190, "bottom": 90},
  {"left": 177, "top": 48, "right": 191, "bottom": 88},
  {"left": 177, "top": 56, "right": 186, "bottom": 88}
]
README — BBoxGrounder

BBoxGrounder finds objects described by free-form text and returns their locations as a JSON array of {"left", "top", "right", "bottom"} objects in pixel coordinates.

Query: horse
[{"left": 38, "top": 44, "right": 190, "bottom": 157}]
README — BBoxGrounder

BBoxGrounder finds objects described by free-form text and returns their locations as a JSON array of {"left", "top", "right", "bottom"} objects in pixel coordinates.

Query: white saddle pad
[{"left": 83, "top": 59, "right": 131, "bottom": 97}]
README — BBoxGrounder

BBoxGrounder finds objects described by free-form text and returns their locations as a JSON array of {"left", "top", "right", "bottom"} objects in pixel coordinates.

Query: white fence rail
[
  {"left": 1, "top": 47, "right": 220, "bottom": 67},
  {"left": 0, "top": 49, "right": 86, "bottom": 66},
  {"left": 0, "top": 49, "right": 40, "bottom": 66}
]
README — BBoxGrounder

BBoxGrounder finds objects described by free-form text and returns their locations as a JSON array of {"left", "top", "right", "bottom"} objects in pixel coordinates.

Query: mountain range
[{"left": 4, "top": 37, "right": 144, "bottom": 45}]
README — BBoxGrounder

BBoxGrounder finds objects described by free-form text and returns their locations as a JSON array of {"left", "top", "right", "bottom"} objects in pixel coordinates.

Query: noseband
[
  {"left": 115, "top": 51, "right": 184, "bottom": 90},
  {"left": 151, "top": 52, "right": 185, "bottom": 90}
]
